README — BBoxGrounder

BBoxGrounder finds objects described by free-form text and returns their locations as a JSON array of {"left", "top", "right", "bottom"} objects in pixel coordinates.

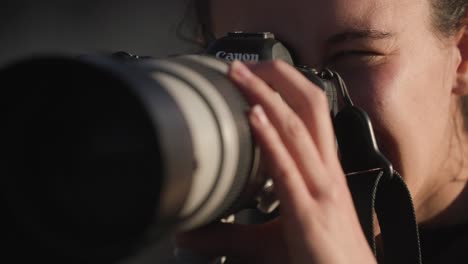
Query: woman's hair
[
  {"left": 177, "top": 0, "right": 213, "bottom": 49},
  {"left": 431, "top": 0, "right": 466, "bottom": 38}
]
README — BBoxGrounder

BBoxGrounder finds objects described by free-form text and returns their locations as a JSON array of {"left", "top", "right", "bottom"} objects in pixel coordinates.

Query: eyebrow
[{"left": 326, "top": 29, "right": 395, "bottom": 45}]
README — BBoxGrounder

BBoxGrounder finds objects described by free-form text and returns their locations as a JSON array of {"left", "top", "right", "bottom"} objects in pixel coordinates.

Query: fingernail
[
  {"left": 251, "top": 105, "right": 268, "bottom": 125},
  {"left": 231, "top": 60, "right": 252, "bottom": 79}
]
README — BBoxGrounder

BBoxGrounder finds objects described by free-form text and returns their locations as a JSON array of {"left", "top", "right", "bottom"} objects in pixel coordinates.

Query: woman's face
[{"left": 209, "top": 0, "right": 463, "bottom": 202}]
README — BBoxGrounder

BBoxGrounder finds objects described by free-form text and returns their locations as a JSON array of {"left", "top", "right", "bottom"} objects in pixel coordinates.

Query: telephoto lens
[
  {"left": 0, "top": 54, "right": 265, "bottom": 263},
  {"left": 1, "top": 33, "right": 339, "bottom": 264}
]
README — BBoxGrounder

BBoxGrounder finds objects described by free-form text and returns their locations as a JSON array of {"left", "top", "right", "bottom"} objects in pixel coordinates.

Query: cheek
[
  {"left": 335, "top": 52, "right": 455, "bottom": 173},
  {"left": 338, "top": 52, "right": 452, "bottom": 130},
  {"left": 332, "top": 60, "right": 412, "bottom": 173},
  {"left": 337, "top": 60, "right": 402, "bottom": 128}
]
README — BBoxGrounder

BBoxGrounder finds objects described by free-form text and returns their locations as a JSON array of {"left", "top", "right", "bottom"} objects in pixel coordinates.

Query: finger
[
  {"left": 248, "top": 104, "right": 314, "bottom": 213},
  {"left": 247, "top": 61, "right": 337, "bottom": 166},
  {"left": 229, "top": 61, "right": 331, "bottom": 193}
]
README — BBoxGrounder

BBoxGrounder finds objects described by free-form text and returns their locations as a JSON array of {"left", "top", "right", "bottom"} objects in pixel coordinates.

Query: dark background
[
  {"left": 0, "top": 0, "right": 197, "bottom": 66},
  {"left": 0, "top": 1, "right": 198, "bottom": 263}
]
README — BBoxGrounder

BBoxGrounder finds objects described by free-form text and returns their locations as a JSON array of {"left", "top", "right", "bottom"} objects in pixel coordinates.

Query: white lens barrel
[{"left": 144, "top": 57, "right": 242, "bottom": 230}]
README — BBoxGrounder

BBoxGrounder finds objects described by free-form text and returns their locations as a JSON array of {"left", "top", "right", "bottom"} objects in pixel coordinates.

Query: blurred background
[
  {"left": 0, "top": 0, "right": 198, "bottom": 66},
  {"left": 0, "top": 0, "right": 199, "bottom": 263}
]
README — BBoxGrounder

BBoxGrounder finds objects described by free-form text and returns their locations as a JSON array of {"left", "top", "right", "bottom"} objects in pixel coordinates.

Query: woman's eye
[{"left": 327, "top": 50, "right": 382, "bottom": 65}]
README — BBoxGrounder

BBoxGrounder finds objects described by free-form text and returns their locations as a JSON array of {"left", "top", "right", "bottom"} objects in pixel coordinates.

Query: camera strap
[
  {"left": 323, "top": 69, "right": 422, "bottom": 263},
  {"left": 334, "top": 105, "right": 422, "bottom": 264},
  {"left": 346, "top": 169, "right": 422, "bottom": 264}
]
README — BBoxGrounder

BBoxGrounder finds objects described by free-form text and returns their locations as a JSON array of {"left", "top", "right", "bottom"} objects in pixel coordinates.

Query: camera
[{"left": 0, "top": 32, "right": 340, "bottom": 263}]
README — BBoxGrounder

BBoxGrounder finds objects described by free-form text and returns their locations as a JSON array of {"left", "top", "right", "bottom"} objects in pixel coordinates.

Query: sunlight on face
[{"left": 210, "top": 0, "right": 461, "bottom": 198}]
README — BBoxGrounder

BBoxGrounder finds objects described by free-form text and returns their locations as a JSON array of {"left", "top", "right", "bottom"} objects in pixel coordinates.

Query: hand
[{"left": 176, "top": 60, "right": 376, "bottom": 264}]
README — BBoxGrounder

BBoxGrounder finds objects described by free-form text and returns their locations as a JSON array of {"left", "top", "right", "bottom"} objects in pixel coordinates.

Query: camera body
[{"left": 207, "top": 32, "right": 338, "bottom": 116}]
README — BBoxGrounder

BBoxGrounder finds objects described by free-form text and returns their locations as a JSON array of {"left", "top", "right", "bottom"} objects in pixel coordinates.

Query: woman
[{"left": 177, "top": 0, "right": 468, "bottom": 263}]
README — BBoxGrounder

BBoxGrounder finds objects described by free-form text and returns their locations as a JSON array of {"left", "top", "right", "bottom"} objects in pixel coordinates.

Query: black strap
[
  {"left": 347, "top": 169, "right": 422, "bottom": 264},
  {"left": 317, "top": 69, "right": 422, "bottom": 263},
  {"left": 332, "top": 104, "right": 422, "bottom": 263}
]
